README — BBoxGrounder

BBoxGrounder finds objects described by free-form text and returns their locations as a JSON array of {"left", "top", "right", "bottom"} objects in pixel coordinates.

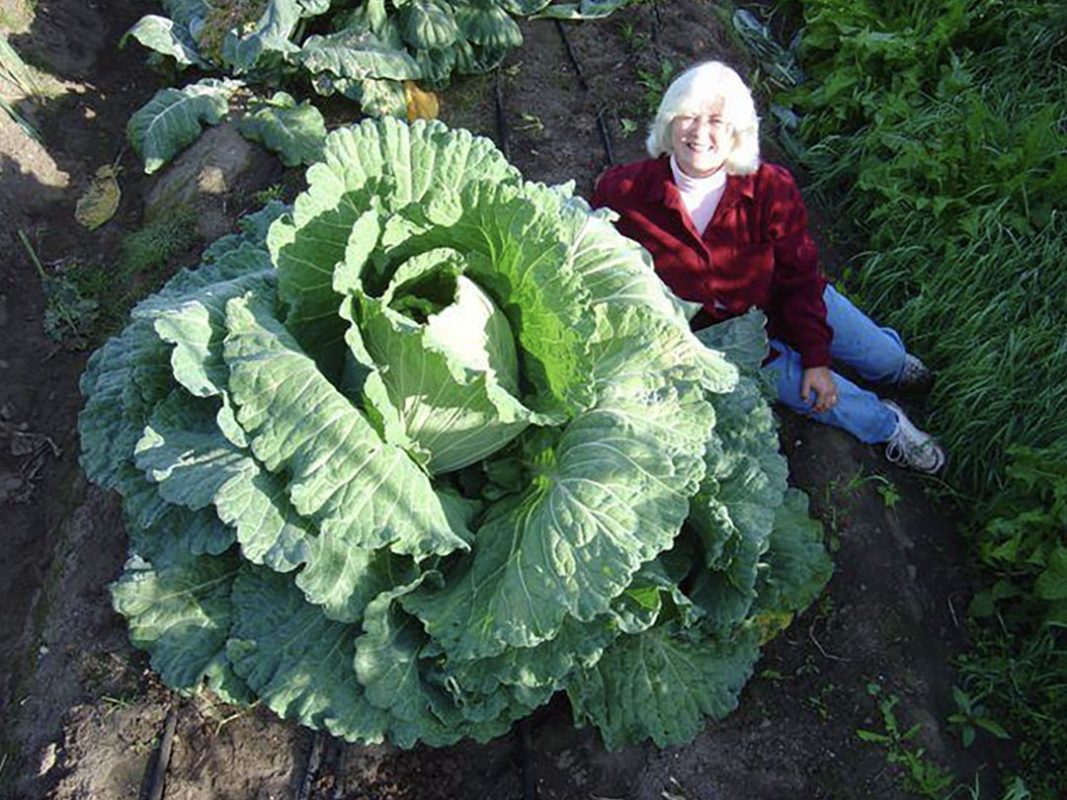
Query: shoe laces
[{"left": 885, "top": 402, "right": 945, "bottom": 473}]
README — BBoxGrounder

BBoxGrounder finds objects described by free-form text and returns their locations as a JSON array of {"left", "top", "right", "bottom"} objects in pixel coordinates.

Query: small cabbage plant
[{"left": 80, "top": 118, "right": 832, "bottom": 749}]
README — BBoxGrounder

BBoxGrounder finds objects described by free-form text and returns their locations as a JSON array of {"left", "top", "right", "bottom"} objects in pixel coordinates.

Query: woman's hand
[{"left": 801, "top": 367, "right": 838, "bottom": 413}]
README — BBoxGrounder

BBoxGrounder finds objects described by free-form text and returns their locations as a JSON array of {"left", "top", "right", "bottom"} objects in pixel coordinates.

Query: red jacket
[{"left": 591, "top": 156, "right": 832, "bottom": 368}]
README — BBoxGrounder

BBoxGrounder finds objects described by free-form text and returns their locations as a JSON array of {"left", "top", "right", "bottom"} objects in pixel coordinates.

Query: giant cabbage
[{"left": 80, "top": 118, "right": 832, "bottom": 749}]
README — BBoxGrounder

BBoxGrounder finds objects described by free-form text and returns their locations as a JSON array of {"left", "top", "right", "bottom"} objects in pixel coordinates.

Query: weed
[
  {"left": 514, "top": 112, "right": 544, "bottom": 133},
  {"left": 759, "top": 668, "right": 788, "bottom": 682},
  {"left": 947, "top": 685, "right": 1010, "bottom": 749},
  {"left": 18, "top": 230, "right": 99, "bottom": 348},
  {"left": 252, "top": 183, "right": 285, "bottom": 205},
  {"left": 619, "top": 117, "right": 639, "bottom": 136},
  {"left": 875, "top": 479, "right": 901, "bottom": 510},
  {"left": 102, "top": 694, "right": 134, "bottom": 713},
  {"left": 23, "top": 207, "right": 200, "bottom": 346},
  {"left": 957, "top": 623, "right": 1066, "bottom": 800},
  {"left": 618, "top": 20, "right": 651, "bottom": 52},
  {"left": 119, "top": 206, "right": 199, "bottom": 280},
  {"left": 838, "top": 468, "right": 902, "bottom": 512},
  {"left": 856, "top": 682, "right": 956, "bottom": 798},
  {"left": 636, "top": 58, "right": 675, "bottom": 116},
  {"left": 806, "top": 681, "right": 835, "bottom": 720}
]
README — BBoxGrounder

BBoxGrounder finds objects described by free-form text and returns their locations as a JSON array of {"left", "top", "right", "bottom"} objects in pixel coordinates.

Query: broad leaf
[
  {"left": 566, "top": 625, "right": 760, "bottom": 750},
  {"left": 239, "top": 91, "right": 327, "bottom": 167},
  {"left": 123, "top": 14, "right": 207, "bottom": 68},
  {"left": 127, "top": 79, "right": 238, "bottom": 174},
  {"left": 298, "top": 29, "right": 422, "bottom": 81}
]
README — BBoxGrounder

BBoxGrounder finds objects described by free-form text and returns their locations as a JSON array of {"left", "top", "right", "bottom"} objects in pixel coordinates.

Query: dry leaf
[
  {"left": 405, "top": 81, "right": 439, "bottom": 122},
  {"left": 74, "top": 165, "right": 121, "bottom": 230}
]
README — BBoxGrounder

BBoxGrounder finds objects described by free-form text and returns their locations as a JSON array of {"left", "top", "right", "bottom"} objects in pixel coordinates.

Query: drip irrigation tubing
[
  {"left": 494, "top": 70, "right": 511, "bottom": 161},
  {"left": 146, "top": 705, "right": 178, "bottom": 800},
  {"left": 553, "top": 19, "right": 615, "bottom": 165},
  {"left": 296, "top": 731, "right": 325, "bottom": 800}
]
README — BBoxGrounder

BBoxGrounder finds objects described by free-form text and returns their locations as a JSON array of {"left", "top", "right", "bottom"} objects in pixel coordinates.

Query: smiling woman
[{"left": 592, "top": 60, "right": 946, "bottom": 474}]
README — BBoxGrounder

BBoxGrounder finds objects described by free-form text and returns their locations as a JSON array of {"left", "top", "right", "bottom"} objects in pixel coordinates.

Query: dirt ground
[{"left": 1, "top": 1, "right": 1000, "bottom": 798}]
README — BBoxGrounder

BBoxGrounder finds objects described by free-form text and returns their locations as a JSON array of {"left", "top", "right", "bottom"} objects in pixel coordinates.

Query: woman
[{"left": 592, "top": 61, "right": 945, "bottom": 473}]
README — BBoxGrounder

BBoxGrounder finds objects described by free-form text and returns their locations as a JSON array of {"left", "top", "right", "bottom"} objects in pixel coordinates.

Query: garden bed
[{"left": 0, "top": 1, "right": 999, "bottom": 797}]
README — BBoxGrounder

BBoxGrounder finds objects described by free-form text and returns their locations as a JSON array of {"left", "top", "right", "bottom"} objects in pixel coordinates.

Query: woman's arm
[
  {"left": 763, "top": 165, "right": 832, "bottom": 368},
  {"left": 763, "top": 166, "right": 837, "bottom": 410}
]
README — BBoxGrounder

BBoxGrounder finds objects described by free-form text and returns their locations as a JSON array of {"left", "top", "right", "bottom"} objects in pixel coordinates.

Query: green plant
[
  {"left": 874, "top": 476, "right": 901, "bottom": 510},
  {"left": 636, "top": 57, "right": 675, "bottom": 116},
  {"left": 118, "top": 207, "right": 199, "bottom": 280},
  {"left": 120, "top": 0, "right": 648, "bottom": 174},
  {"left": 947, "top": 685, "right": 1010, "bottom": 748},
  {"left": 744, "top": 5, "right": 1067, "bottom": 794},
  {"left": 857, "top": 682, "right": 956, "bottom": 798},
  {"left": 252, "top": 184, "right": 286, "bottom": 206},
  {"left": 617, "top": 19, "right": 650, "bottom": 52},
  {"left": 19, "top": 230, "right": 100, "bottom": 348},
  {"left": 80, "top": 119, "right": 832, "bottom": 750},
  {"left": 958, "top": 623, "right": 1066, "bottom": 800}
]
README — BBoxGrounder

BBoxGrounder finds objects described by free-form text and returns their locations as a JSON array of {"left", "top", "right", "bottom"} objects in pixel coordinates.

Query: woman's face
[{"left": 670, "top": 97, "right": 730, "bottom": 178}]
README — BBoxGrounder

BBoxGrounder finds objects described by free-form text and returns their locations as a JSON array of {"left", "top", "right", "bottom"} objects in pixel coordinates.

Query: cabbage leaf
[{"left": 81, "top": 119, "right": 832, "bottom": 749}]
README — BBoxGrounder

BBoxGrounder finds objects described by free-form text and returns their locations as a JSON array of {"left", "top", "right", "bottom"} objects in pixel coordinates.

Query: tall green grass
[
  {"left": 767, "top": 0, "right": 1067, "bottom": 795},
  {"left": 774, "top": 0, "right": 1067, "bottom": 496}
]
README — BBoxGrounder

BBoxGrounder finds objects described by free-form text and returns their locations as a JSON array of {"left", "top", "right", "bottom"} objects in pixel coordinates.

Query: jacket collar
[{"left": 644, "top": 155, "right": 756, "bottom": 212}]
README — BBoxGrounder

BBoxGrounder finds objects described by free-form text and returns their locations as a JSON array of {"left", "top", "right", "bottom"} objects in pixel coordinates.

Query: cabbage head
[{"left": 79, "top": 118, "right": 832, "bottom": 749}]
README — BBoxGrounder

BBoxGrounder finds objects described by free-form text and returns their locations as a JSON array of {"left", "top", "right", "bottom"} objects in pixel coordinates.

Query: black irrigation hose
[
  {"left": 494, "top": 70, "right": 511, "bottom": 162},
  {"left": 517, "top": 718, "right": 538, "bottom": 800},
  {"left": 554, "top": 19, "right": 588, "bottom": 90},
  {"left": 296, "top": 731, "right": 325, "bottom": 800},
  {"left": 553, "top": 19, "right": 615, "bottom": 165},
  {"left": 146, "top": 705, "right": 178, "bottom": 800},
  {"left": 596, "top": 108, "right": 616, "bottom": 166}
]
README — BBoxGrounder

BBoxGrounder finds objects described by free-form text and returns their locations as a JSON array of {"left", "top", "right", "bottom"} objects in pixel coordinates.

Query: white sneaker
[
  {"left": 884, "top": 400, "right": 945, "bottom": 474},
  {"left": 897, "top": 353, "right": 933, "bottom": 391}
]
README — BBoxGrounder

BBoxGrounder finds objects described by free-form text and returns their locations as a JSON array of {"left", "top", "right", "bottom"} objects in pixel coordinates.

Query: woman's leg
[
  {"left": 764, "top": 339, "right": 897, "bottom": 444},
  {"left": 824, "top": 284, "right": 907, "bottom": 383}
]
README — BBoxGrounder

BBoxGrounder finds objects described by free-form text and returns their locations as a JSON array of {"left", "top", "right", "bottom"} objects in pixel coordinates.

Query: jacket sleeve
[
  {"left": 590, "top": 166, "right": 619, "bottom": 210},
  {"left": 764, "top": 167, "right": 832, "bottom": 369}
]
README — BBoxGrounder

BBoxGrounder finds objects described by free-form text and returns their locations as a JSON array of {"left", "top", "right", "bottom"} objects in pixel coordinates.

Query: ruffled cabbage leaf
[{"left": 81, "top": 119, "right": 832, "bottom": 749}]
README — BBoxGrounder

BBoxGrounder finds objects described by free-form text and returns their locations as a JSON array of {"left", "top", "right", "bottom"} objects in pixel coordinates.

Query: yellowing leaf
[
  {"left": 75, "top": 165, "right": 121, "bottom": 230},
  {"left": 404, "top": 81, "right": 439, "bottom": 122},
  {"left": 754, "top": 610, "right": 794, "bottom": 644}
]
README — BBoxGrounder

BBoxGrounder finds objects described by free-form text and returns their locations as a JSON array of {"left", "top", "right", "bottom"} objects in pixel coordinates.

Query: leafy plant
[
  {"left": 19, "top": 230, "right": 99, "bottom": 348},
  {"left": 121, "top": 0, "right": 652, "bottom": 172},
  {"left": 636, "top": 57, "right": 675, "bottom": 116},
  {"left": 857, "top": 682, "right": 956, "bottom": 798},
  {"left": 747, "top": 1, "right": 1067, "bottom": 795},
  {"left": 79, "top": 119, "right": 831, "bottom": 749},
  {"left": 947, "top": 685, "right": 1010, "bottom": 748},
  {"left": 125, "top": 0, "right": 641, "bottom": 117}
]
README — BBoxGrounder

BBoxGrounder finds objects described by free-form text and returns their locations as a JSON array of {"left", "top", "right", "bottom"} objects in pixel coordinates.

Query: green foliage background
[{"left": 758, "top": 0, "right": 1067, "bottom": 795}]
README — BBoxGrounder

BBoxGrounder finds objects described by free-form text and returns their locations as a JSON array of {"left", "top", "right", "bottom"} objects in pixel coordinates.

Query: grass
[
  {"left": 24, "top": 206, "right": 200, "bottom": 348},
  {"left": 744, "top": 1, "right": 1067, "bottom": 796},
  {"left": 957, "top": 619, "right": 1067, "bottom": 799},
  {"left": 857, "top": 213, "right": 1067, "bottom": 492}
]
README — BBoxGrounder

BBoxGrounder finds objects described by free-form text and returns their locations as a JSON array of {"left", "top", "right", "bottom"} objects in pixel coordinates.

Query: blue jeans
[{"left": 763, "top": 285, "right": 903, "bottom": 444}]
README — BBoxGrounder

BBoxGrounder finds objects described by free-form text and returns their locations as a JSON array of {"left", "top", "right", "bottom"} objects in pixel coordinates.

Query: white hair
[{"left": 646, "top": 61, "right": 760, "bottom": 176}]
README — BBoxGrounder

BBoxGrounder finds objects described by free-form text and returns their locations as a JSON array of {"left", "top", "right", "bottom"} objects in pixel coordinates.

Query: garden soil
[{"left": 0, "top": 0, "right": 999, "bottom": 798}]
